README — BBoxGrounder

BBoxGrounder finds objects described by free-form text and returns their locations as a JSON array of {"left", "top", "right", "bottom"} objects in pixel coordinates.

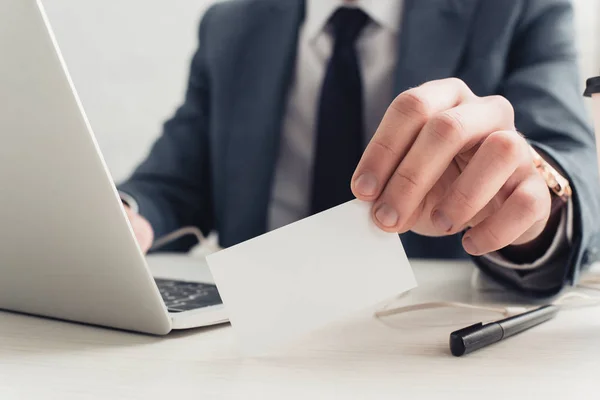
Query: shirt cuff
[
  {"left": 481, "top": 198, "right": 572, "bottom": 271},
  {"left": 118, "top": 191, "right": 139, "bottom": 214}
]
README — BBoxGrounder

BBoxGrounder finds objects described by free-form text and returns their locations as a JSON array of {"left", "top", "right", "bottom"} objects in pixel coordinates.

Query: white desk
[{"left": 0, "top": 255, "right": 597, "bottom": 399}]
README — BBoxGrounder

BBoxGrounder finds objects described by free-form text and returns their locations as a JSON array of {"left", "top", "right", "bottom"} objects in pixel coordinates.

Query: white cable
[
  {"left": 150, "top": 226, "right": 206, "bottom": 251},
  {"left": 553, "top": 288, "right": 600, "bottom": 308},
  {"left": 375, "top": 275, "right": 600, "bottom": 321},
  {"left": 375, "top": 300, "right": 525, "bottom": 319}
]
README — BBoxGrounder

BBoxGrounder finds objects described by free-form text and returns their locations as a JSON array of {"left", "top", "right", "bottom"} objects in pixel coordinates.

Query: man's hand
[
  {"left": 123, "top": 205, "right": 154, "bottom": 254},
  {"left": 352, "top": 78, "right": 553, "bottom": 256}
]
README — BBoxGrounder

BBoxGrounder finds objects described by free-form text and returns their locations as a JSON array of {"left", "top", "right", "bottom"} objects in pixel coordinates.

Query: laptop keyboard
[{"left": 154, "top": 278, "right": 223, "bottom": 313}]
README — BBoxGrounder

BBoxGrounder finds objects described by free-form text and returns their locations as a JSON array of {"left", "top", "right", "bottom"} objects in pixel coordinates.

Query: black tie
[{"left": 310, "top": 8, "right": 370, "bottom": 215}]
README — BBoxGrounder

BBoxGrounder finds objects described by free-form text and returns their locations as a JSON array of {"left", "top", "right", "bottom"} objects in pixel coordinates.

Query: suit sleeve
[
  {"left": 117, "top": 9, "right": 216, "bottom": 251},
  {"left": 473, "top": 0, "right": 600, "bottom": 296}
]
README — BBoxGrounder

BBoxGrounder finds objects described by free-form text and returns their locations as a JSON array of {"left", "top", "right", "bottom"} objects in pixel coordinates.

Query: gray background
[{"left": 42, "top": 0, "right": 600, "bottom": 183}]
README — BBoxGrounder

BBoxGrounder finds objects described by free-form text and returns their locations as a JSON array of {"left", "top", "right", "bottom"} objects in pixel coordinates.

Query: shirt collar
[{"left": 304, "top": 0, "right": 403, "bottom": 41}]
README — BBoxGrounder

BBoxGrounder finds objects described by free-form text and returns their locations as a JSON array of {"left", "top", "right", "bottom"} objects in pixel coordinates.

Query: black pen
[{"left": 449, "top": 304, "right": 559, "bottom": 356}]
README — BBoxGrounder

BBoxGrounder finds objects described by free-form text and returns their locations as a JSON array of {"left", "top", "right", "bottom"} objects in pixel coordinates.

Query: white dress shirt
[{"left": 266, "top": 0, "right": 571, "bottom": 269}]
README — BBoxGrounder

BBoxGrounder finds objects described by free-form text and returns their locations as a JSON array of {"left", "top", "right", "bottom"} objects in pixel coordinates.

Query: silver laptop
[{"left": 0, "top": 0, "right": 228, "bottom": 334}]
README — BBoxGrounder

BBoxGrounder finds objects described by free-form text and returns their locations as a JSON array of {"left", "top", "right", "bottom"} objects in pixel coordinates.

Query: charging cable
[
  {"left": 150, "top": 226, "right": 207, "bottom": 251},
  {"left": 374, "top": 275, "right": 600, "bottom": 327}
]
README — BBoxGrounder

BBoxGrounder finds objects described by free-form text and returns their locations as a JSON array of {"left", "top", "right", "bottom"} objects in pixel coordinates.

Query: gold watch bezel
[{"left": 529, "top": 146, "right": 572, "bottom": 202}]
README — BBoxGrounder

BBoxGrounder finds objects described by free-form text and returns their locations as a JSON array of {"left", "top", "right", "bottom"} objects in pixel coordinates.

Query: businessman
[{"left": 119, "top": 0, "right": 600, "bottom": 296}]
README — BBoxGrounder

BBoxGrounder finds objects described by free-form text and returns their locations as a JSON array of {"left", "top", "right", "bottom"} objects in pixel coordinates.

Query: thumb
[{"left": 123, "top": 206, "right": 154, "bottom": 254}]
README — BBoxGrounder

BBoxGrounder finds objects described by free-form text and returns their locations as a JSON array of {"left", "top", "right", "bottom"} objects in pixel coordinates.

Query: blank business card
[{"left": 207, "top": 199, "right": 417, "bottom": 355}]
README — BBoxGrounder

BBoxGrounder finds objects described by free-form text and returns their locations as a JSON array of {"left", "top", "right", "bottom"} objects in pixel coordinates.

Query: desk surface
[{"left": 0, "top": 255, "right": 597, "bottom": 399}]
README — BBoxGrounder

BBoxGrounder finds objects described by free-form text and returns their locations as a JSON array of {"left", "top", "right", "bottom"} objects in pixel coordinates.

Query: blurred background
[{"left": 42, "top": 0, "right": 600, "bottom": 183}]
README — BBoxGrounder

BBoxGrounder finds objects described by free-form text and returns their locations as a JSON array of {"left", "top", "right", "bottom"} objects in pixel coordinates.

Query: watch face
[{"left": 585, "top": 76, "right": 600, "bottom": 175}]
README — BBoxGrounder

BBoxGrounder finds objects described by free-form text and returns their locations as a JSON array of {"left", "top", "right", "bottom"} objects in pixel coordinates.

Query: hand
[
  {"left": 123, "top": 204, "right": 154, "bottom": 254},
  {"left": 352, "top": 78, "right": 553, "bottom": 256}
]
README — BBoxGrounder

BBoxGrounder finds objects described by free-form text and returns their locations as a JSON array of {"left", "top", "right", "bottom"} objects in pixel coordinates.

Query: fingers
[
  {"left": 370, "top": 95, "right": 515, "bottom": 232},
  {"left": 430, "top": 130, "right": 527, "bottom": 234},
  {"left": 462, "top": 175, "right": 551, "bottom": 255},
  {"left": 353, "top": 77, "right": 551, "bottom": 252},
  {"left": 352, "top": 78, "right": 475, "bottom": 201}
]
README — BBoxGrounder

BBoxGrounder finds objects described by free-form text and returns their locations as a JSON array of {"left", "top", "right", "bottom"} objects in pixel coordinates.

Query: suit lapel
[
  {"left": 394, "top": 0, "right": 480, "bottom": 93},
  {"left": 223, "top": 0, "right": 304, "bottom": 244}
]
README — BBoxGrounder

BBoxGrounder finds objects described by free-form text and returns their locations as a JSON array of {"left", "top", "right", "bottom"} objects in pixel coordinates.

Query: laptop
[{"left": 0, "top": 0, "right": 228, "bottom": 334}]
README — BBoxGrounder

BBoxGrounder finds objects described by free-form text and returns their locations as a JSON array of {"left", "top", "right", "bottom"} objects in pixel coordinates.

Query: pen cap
[
  {"left": 584, "top": 76, "right": 600, "bottom": 174},
  {"left": 449, "top": 322, "right": 503, "bottom": 357}
]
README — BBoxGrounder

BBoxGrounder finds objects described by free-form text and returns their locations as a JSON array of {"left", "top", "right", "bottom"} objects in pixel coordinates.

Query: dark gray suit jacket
[{"left": 119, "top": 0, "right": 600, "bottom": 296}]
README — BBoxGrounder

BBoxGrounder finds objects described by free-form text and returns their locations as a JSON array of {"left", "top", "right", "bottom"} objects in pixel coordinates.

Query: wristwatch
[{"left": 529, "top": 146, "right": 572, "bottom": 203}]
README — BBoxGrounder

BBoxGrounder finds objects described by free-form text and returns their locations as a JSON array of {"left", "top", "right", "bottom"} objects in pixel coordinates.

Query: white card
[{"left": 207, "top": 200, "right": 417, "bottom": 354}]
